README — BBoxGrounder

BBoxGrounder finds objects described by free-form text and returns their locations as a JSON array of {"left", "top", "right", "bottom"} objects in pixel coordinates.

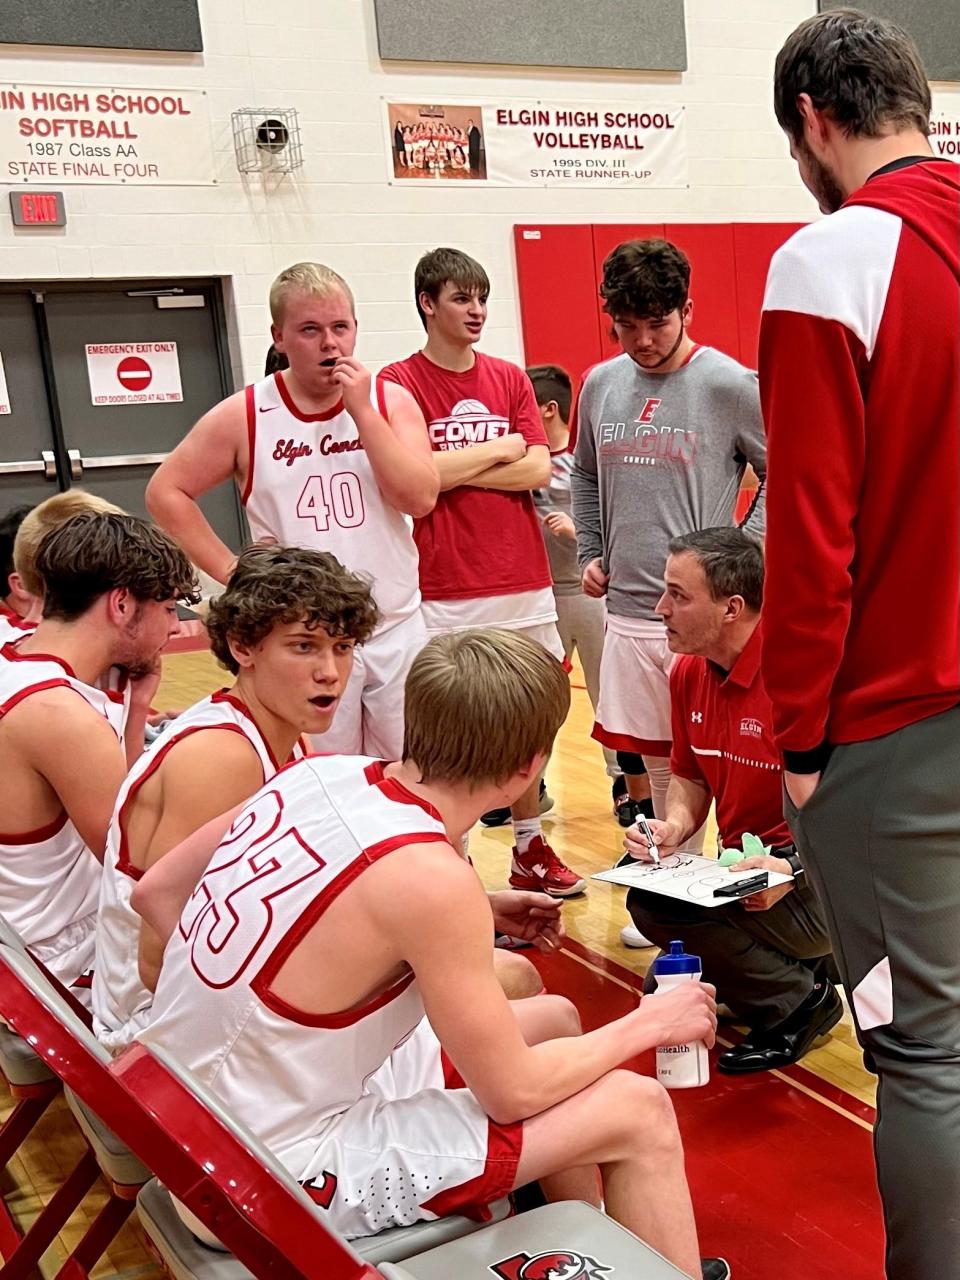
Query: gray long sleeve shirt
[{"left": 572, "top": 347, "right": 766, "bottom": 621}]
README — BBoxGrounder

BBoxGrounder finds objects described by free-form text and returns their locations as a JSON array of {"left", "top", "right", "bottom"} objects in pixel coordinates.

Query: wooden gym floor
[{"left": 0, "top": 646, "right": 884, "bottom": 1277}]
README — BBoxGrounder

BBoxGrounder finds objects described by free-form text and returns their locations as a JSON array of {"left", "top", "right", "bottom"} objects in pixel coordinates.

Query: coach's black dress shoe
[
  {"left": 717, "top": 980, "right": 843, "bottom": 1075},
  {"left": 702, "top": 1260, "right": 731, "bottom": 1280}
]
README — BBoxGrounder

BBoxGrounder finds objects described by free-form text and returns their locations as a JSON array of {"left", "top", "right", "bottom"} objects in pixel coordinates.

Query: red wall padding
[{"left": 514, "top": 221, "right": 808, "bottom": 381}]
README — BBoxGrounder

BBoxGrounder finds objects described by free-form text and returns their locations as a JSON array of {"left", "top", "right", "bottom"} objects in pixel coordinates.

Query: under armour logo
[{"left": 691, "top": 711, "right": 703, "bottom": 723}]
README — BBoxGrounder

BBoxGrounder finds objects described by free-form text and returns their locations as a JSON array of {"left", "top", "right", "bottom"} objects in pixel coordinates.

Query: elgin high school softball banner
[
  {"left": 86, "top": 342, "right": 183, "bottom": 406},
  {"left": 385, "top": 98, "right": 687, "bottom": 188},
  {"left": 0, "top": 83, "right": 215, "bottom": 184}
]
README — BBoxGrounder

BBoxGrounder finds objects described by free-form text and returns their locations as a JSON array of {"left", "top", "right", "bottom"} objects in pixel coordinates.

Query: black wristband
[
  {"left": 781, "top": 851, "right": 804, "bottom": 878},
  {"left": 783, "top": 741, "right": 833, "bottom": 774}
]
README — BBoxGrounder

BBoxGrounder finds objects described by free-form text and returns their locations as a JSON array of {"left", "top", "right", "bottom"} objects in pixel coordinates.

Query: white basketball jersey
[
  {"left": 142, "top": 755, "right": 449, "bottom": 1172},
  {"left": 0, "top": 608, "right": 36, "bottom": 648},
  {"left": 94, "top": 689, "right": 305, "bottom": 1051},
  {"left": 242, "top": 373, "right": 421, "bottom": 630},
  {"left": 0, "top": 643, "right": 120, "bottom": 962}
]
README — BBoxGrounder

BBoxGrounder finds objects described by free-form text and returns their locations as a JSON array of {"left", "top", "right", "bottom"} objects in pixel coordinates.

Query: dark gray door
[
  {"left": 0, "top": 293, "right": 61, "bottom": 509},
  {"left": 41, "top": 286, "right": 243, "bottom": 546}
]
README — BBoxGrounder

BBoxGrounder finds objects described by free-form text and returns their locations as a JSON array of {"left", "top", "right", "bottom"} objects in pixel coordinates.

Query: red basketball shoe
[{"left": 509, "top": 836, "right": 586, "bottom": 897}]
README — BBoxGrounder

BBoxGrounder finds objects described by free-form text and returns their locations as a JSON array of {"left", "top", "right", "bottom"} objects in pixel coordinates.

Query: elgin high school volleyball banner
[
  {"left": 384, "top": 98, "right": 687, "bottom": 188},
  {"left": 0, "top": 83, "right": 215, "bottom": 185}
]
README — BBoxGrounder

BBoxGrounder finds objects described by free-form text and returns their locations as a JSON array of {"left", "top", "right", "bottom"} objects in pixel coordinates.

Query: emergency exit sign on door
[{"left": 10, "top": 191, "right": 66, "bottom": 226}]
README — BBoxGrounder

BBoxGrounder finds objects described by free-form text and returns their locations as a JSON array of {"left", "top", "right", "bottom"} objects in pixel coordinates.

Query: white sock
[{"left": 513, "top": 816, "right": 542, "bottom": 854}]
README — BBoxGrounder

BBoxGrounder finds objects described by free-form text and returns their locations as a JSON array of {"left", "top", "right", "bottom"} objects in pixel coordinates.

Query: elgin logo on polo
[
  {"left": 428, "top": 398, "right": 510, "bottom": 450},
  {"left": 488, "top": 1250, "right": 613, "bottom": 1280}
]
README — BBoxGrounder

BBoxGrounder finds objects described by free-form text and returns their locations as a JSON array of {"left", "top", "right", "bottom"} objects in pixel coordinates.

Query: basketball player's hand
[
  {"left": 331, "top": 357, "right": 372, "bottom": 415},
  {"left": 623, "top": 818, "right": 682, "bottom": 863},
  {"left": 784, "top": 770, "right": 820, "bottom": 811},
  {"left": 489, "top": 890, "right": 565, "bottom": 952},
  {"left": 128, "top": 661, "right": 163, "bottom": 710},
  {"left": 495, "top": 433, "right": 527, "bottom": 465},
  {"left": 581, "top": 557, "right": 609, "bottom": 598},
  {"left": 734, "top": 855, "right": 795, "bottom": 912},
  {"left": 640, "top": 980, "right": 717, "bottom": 1050},
  {"left": 543, "top": 511, "right": 576, "bottom": 542}
]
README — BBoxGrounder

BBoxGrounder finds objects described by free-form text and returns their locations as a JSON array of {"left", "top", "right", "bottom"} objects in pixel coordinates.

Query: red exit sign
[{"left": 9, "top": 191, "right": 66, "bottom": 226}]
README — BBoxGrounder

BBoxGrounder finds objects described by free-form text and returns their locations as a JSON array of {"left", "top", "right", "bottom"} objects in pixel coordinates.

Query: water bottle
[{"left": 651, "top": 940, "right": 710, "bottom": 1089}]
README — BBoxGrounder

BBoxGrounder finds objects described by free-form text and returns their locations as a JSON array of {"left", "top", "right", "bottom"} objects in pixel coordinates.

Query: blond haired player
[
  {"left": 146, "top": 262, "right": 439, "bottom": 758},
  {"left": 94, "top": 545, "right": 379, "bottom": 1050},
  {"left": 136, "top": 631, "right": 724, "bottom": 1278},
  {"left": 0, "top": 513, "right": 196, "bottom": 993}
]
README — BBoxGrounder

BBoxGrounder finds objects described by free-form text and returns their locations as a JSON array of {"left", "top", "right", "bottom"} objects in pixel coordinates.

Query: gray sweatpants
[{"left": 785, "top": 704, "right": 960, "bottom": 1280}]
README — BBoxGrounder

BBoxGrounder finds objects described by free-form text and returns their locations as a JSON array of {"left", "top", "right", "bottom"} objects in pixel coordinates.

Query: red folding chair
[
  {"left": 0, "top": 918, "right": 149, "bottom": 1278},
  {"left": 0, "top": 944, "right": 384, "bottom": 1280}
]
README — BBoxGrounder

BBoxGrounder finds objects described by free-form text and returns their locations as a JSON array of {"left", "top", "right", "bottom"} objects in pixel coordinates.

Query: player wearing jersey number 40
[{"left": 146, "top": 262, "right": 440, "bottom": 761}]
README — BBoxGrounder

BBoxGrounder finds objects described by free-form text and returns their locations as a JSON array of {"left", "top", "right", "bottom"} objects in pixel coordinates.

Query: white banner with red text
[
  {"left": 384, "top": 97, "right": 687, "bottom": 188},
  {"left": 0, "top": 83, "right": 215, "bottom": 185}
]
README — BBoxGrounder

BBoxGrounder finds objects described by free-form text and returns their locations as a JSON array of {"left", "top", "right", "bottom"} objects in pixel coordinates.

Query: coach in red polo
[{"left": 624, "top": 528, "right": 839, "bottom": 1074}]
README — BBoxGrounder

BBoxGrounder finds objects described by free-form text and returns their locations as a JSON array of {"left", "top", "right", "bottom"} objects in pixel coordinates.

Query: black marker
[{"left": 713, "top": 872, "right": 769, "bottom": 899}]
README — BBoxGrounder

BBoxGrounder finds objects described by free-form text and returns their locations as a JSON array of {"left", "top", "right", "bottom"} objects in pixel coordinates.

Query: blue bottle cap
[{"left": 651, "top": 939, "right": 701, "bottom": 976}]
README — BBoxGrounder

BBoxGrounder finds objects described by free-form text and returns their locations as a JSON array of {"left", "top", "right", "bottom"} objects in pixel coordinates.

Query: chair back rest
[
  {"left": 0, "top": 912, "right": 93, "bottom": 1026},
  {"left": 0, "top": 946, "right": 379, "bottom": 1280}
]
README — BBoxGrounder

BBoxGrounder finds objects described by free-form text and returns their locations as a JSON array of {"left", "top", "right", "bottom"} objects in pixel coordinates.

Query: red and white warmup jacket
[
  {"left": 759, "top": 158, "right": 960, "bottom": 767},
  {"left": 93, "top": 689, "right": 304, "bottom": 1051}
]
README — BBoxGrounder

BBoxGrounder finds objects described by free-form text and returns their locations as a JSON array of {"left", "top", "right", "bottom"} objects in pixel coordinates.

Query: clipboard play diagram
[{"left": 592, "top": 852, "right": 793, "bottom": 907}]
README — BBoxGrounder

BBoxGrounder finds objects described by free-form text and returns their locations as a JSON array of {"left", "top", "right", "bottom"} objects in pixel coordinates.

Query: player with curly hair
[{"left": 93, "top": 544, "right": 379, "bottom": 1049}]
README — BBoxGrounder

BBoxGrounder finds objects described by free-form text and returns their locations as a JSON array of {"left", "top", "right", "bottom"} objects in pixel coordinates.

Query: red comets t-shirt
[{"left": 380, "top": 351, "right": 552, "bottom": 601}]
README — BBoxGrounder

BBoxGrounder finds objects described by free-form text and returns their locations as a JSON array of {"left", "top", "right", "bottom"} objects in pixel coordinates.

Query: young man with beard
[
  {"left": 0, "top": 512, "right": 196, "bottom": 994},
  {"left": 381, "top": 248, "right": 586, "bottom": 897},
  {"left": 571, "top": 238, "right": 767, "bottom": 944},
  {"left": 146, "top": 262, "right": 438, "bottom": 759},
  {"left": 93, "top": 545, "right": 379, "bottom": 1050},
  {"left": 761, "top": 12, "right": 960, "bottom": 1274}
]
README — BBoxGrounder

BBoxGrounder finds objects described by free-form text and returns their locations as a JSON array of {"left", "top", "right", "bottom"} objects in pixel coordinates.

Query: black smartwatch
[{"left": 780, "top": 850, "right": 804, "bottom": 878}]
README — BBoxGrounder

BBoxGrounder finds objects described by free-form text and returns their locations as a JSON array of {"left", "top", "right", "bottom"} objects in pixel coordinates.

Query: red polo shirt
[{"left": 670, "top": 623, "right": 792, "bottom": 851}]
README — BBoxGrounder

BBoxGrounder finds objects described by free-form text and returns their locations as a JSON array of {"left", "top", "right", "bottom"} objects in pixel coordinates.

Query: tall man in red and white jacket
[
  {"left": 381, "top": 248, "right": 585, "bottom": 896},
  {"left": 761, "top": 12, "right": 960, "bottom": 1276}
]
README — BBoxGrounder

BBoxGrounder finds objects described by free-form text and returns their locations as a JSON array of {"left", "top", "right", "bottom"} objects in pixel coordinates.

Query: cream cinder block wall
[{"left": 0, "top": 0, "right": 838, "bottom": 384}]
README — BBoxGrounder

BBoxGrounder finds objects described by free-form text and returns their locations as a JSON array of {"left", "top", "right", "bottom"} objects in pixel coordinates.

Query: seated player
[
  {"left": 625, "top": 529, "right": 840, "bottom": 1073},
  {"left": 93, "top": 545, "right": 379, "bottom": 1050},
  {"left": 0, "top": 505, "right": 34, "bottom": 637},
  {"left": 6, "top": 491, "right": 160, "bottom": 762},
  {"left": 0, "top": 512, "right": 196, "bottom": 992},
  {"left": 136, "top": 630, "right": 725, "bottom": 1279}
]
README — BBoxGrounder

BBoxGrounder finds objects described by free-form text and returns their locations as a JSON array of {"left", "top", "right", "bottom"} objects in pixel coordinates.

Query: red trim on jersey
[
  {"left": 591, "top": 722, "right": 672, "bottom": 756},
  {"left": 440, "top": 1048, "right": 465, "bottom": 1090},
  {"left": 0, "top": 640, "right": 78, "bottom": 677},
  {"left": 241, "top": 384, "right": 257, "bottom": 506},
  {"left": 210, "top": 689, "right": 285, "bottom": 772},
  {"left": 0, "top": 677, "right": 78, "bottom": 723},
  {"left": 0, "top": 605, "right": 34, "bottom": 632},
  {"left": 274, "top": 371, "right": 345, "bottom": 423},
  {"left": 363, "top": 761, "right": 444, "bottom": 823},
  {"left": 0, "top": 808, "right": 68, "bottom": 846},
  {"left": 375, "top": 375, "right": 390, "bottom": 421},
  {"left": 115, "top": 721, "right": 265, "bottom": 880},
  {"left": 252, "top": 829, "right": 450, "bottom": 1027},
  {"left": 420, "top": 1118, "right": 523, "bottom": 1221}
]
